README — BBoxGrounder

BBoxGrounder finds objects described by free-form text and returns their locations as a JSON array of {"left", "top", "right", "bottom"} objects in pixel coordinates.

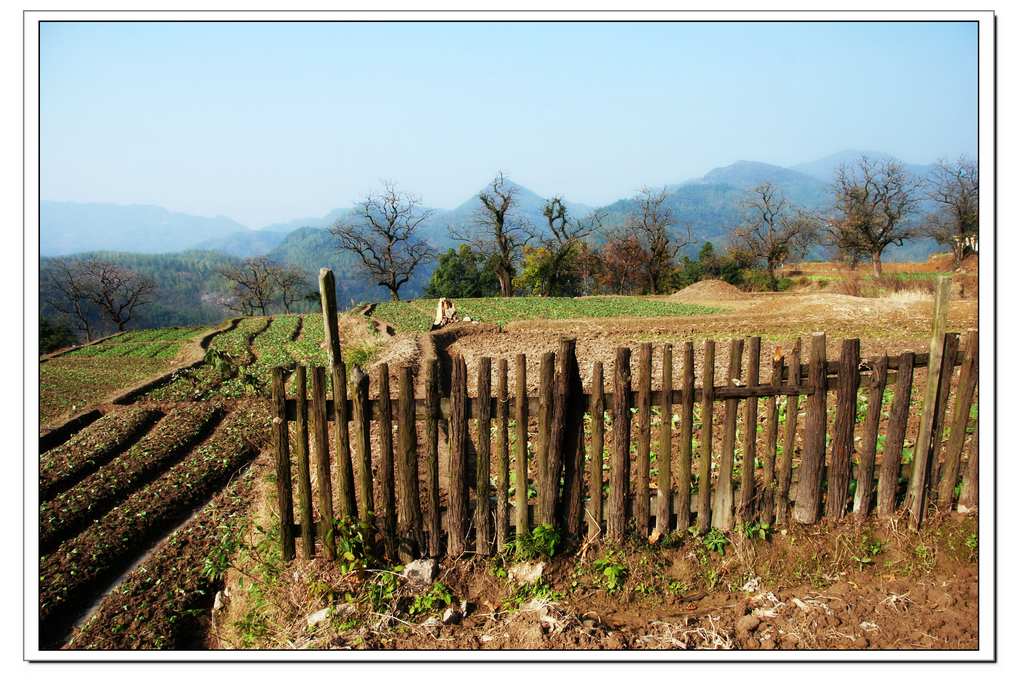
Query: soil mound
[{"left": 672, "top": 279, "right": 748, "bottom": 302}]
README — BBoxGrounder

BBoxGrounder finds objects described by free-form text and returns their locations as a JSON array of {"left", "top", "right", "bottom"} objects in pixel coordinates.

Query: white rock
[
  {"left": 402, "top": 558, "right": 439, "bottom": 585},
  {"left": 213, "top": 591, "right": 225, "bottom": 612},
  {"left": 508, "top": 561, "right": 545, "bottom": 585},
  {"left": 306, "top": 607, "right": 331, "bottom": 627},
  {"left": 442, "top": 607, "right": 462, "bottom": 625},
  {"left": 422, "top": 616, "right": 442, "bottom": 628}
]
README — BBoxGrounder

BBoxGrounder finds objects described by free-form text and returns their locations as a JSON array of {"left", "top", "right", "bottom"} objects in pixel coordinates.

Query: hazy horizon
[{"left": 41, "top": 21, "right": 977, "bottom": 228}]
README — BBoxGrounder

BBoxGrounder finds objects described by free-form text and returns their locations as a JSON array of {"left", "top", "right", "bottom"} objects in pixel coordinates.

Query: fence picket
[
  {"left": 938, "top": 331, "right": 979, "bottom": 507},
  {"left": 310, "top": 366, "right": 336, "bottom": 559},
  {"left": 794, "top": 333, "right": 827, "bottom": 524},
  {"left": 737, "top": 337, "right": 761, "bottom": 525},
  {"left": 828, "top": 339, "right": 860, "bottom": 521},
  {"left": 294, "top": 366, "right": 315, "bottom": 559},
  {"left": 495, "top": 359, "right": 511, "bottom": 551},
  {"left": 636, "top": 343, "right": 653, "bottom": 536},
  {"left": 761, "top": 348, "right": 783, "bottom": 525},
  {"left": 560, "top": 338, "right": 585, "bottom": 537},
  {"left": 396, "top": 365, "right": 422, "bottom": 561},
  {"left": 447, "top": 356, "right": 468, "bottom": 556},
  {"left": 877, "top": 352, "right": 915, "bottom": 518},
  {"left": 513, "top": 354, "right": 529, "bottom": 537},
  {"left": 713, "top": 338, "right": 743, "bottom": 530},
  {"left": 696, "top": 340, "right": 716, "bottom": 534},
  {"left": 536, "top": 352, "right": 556, "bottom": 526},
  {"left": 775, "top": 339, "right": 801, "bottom": 525},
  {"left": 352, "top": 367, "right": 374, "bottom": 524},
  {"left": 475, "top": 357, "right": 493, "bottom": 555},
  {"left": 608, "top": 347, "right": 632, "bottom": 542},
  {"left": 588, "top": 361, "right": 606, "bottom": 542},
  {"left": 424, "top": 359, "right": 442, "bottom": 557},
  {"left": 376, "top": 366, "right": 397, "bottom": 559},
  {"left": 656, "top": 343, "right": 674, "bottom": 537},
  {"left": 271, "top": 367, "right": 296, "bottom": 561},
  {"left": 854, "top": 354, "right": 888, "bottom": 520}
]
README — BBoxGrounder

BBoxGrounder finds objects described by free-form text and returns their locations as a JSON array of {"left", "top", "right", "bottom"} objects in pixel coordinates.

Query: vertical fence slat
[
  {"left": 958, "top": 423, "right": 979, "bottom": 513},
  {"left": 320, "top": 268, "right": 355, "bottom": 521},
  {"left": 271, "top": 367, "right": 296, "bottom": 561},
  {"left": 794, "top": 333, "right": 827, "bottom": 525},
  {"left": 311, "top": 366, "right": 336, "bottom": 559},
  {"left": 877, "top": 352, "right": 915, "bottom": 518},
  {"left": 696, "top": 340, "right": 716, "bottom": 534},
  {"left": 929, "top": 333, "right": 961, "bottom": 499},
  {"left": 447, "top": 355, "right": 468, "bottom": 556},
  {"left": 827, "top": 338, "right": 860, "bottom": 521},
  {"left": 608, "top": 347, "right": 632, "bottom": 542},
  {"left": 938, "top": 331, "right": 979, "bottom": 507},
  {"left": 536, "top": 351, "right": 556, "bottom": 526},
  {"left": 636, "top": 343, "right": 653, "bottom": 536},
  {"left": 775, "top": 339, "right": 801, "bottom": 525},
  {"left": 376, "top": 366, "right": 397, "bottom": 559},
  {"left": 475, "top": 357, "right": 493, "bottom": 555},
  {"left": 588, "top": 361, "right": 606, "bottom": 542},
  {"left": 909, "top": 332, "right": 959, "bottom": 527},
  {"left": 396, "top": 364, "right": 422, "bottom": 561},
  {"left": 424, "top": 359, "right": 442, "bottom": 557},
  {"left": 352, "top": 366, "right": 374, "bottom": 524},
  {"left": 560, "top": 339, "right": 586, "bottom": 538},
  {"left": 737, "top": 337, "right": 761, "bottom": 525},
  {"left": 294, "top": 366, "right": 315, "bottom": 559},
  {"left": 656, "top": 343, "right": 674, "bottom": 537},
  {"left": 513, "top": 354, "right": 529, "bottom": 537},
  {"left": 761, "top": 348, "right": 783, "bottom": 525},
  {"left": 854, "top": 354, "right": 888, "bottom": 520},
  {"left": 675, "top": 342, "right": 694, "bottom": 535},
  {"left": 330, "top": 364, "right": 357, "bottom": 520},
  {"left": 713, "top": 338, "right": 743, "bottom": 530},
  {"left": 495, "top": 358, "right": 511, "bottom": 551}
]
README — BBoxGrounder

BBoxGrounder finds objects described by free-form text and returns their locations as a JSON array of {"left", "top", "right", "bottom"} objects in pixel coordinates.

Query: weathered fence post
[
  {"left": 958, "top": 425, "right": 979, "bottom": 513},
  {"left": 827, "top": 338, "right": 860, "bottom": 521},
  {"left": 907, "top": 276, "right": 952, "bottom": 528},
  {"left": 938, "top": 330, "right": 979, "bottom": 507},
  {"left": 447, "top": 355, "right": 468, "bottom": 556},
  {"left": 635, "top": 343, "right": 653, "bottom": 537},
  {"left": 536, "top": 352, "right": 556, "bottom": 526},
  {"left": 271, "top": 367, "right": 296, "bottom": 561},
  {"left": 929, "top": 333, "right": 961, "bottom": 497},
  {"left": 737, "top": 337, "right": 761, "bottom": 525},
  {"left": 294, "top": 366, "right": 315, "bottom": 559},
  {"left": 655, "top": 343, "right": 674, "bottom": 538},
  {"left": 675, "top": 342, "right": 694, "bottom": 536},
  {"left": 396, "top": 364, "right": 422, "bottom": 561},
  {"left": 607, "top": 347, "right": 632, "bottom": 542},
  {"left": 311, "top": 366, "right": 336, "bottom": 559},
  {"left": 475, "top": 357, "right": 493, "bottom": 555},
  {"left": 854, "top": 354, "right": 888, "bottom": 520},
  {"left": 696, "top": 340, "right": 716, "bottom": 534},
  {"left": 560, "top": 339, "right": 586, "bottom": 538},
  {"left": 495, "top": 358, "right": 511, "bottom": 551},
  {"left": 376, "top": 365, "right": 398, "bottom": 559},
  {"left": 513, "top": 354, "right": 529, "bottom": 537},
  {"left": 713, "top": 338, "right": 743, "bottom": 530},
  {"left": 424, "top": 359, "right": 442, "bottom": 557},
  {"left": 351, "top": 366, "right": 374, "bottom": 524},
  {"left": 877, "top": 352, "right": 915, "bottom": 518},
  {"left": 775, "top": 339, "right": 801, "bottom": 525},
  {"left": 794, "top": 333, "right": 827, "bottom": 524},
  {"left": 587, "top": 361, "right": 606, "bottom": 542},
  {"left": 320, "top": 268, "right": 356, "bottom": 520},
  {"left": 761, "top": 347, "right": 783, "bottom": 525}
]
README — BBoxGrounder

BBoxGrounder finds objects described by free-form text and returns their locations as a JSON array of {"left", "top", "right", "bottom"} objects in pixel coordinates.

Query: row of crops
[{"left": 67, "top": 327, "right": 207, "bottom": 360}]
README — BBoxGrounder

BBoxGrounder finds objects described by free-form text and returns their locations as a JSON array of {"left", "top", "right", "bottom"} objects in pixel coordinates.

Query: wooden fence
[{"left": 269, "top": 276, "right": 979, "bottom": 563}]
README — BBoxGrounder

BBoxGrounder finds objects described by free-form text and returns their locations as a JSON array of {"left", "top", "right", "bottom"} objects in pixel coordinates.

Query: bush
[{"left": 425, "top": 245, "right": 500, "bottom": 298}]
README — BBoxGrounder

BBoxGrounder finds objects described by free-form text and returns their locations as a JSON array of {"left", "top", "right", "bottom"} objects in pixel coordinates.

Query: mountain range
[{"left": 40, "top": 150, "right": 944, "bottom": 327}]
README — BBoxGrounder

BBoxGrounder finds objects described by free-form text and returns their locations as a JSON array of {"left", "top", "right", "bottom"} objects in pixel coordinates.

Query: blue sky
[{"left": 40, "top": 21, "right": 978, "bottom": 228}]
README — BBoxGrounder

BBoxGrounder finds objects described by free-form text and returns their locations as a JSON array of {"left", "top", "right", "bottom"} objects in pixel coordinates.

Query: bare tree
[
  {"left": 923, "top": 156, "right": 979, "bottom": 267},
  {"left": 623, "top": 187, "right": 691, "bottom": 294},
  {"left": 78, "top": 259, "right": 157, "bottom": 332},
  {"left": 270, "top": 265, "right": 309, "bottom": 313},
  {"left": 218, "top": 257, "right": 279, "bottom": 316},
  {"left": 731, "top": 183, "right": 821, "bottom": 287},
  {"left": 535, "top": 198, "right": 604, "bottom": 296},
  {"left": 598, "top": 230, "right": 649, "bottom": 295},
  {"left": 332, "top": 182, "right": 436, "bottom": 302},
  {"left": 451, "top": 172, "right": 534, "bottom": 297},
  {"left": 830, "top": 156, "right": 923, "bottom": 277},
  {"left": 43, "top": 259, "right": 97, "bottom": 341}
]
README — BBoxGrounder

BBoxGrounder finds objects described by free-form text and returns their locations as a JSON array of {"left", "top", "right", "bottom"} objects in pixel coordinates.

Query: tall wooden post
[
  {"left": 559, "top": 339, "right": 586, "bottom": 537},
  {"left": 908, "top": 277, "right": 952, "bottom": 528},
  {"left": 607, "top": 347, "right": 632, "bottom": 542},
  {"left": 319, "top": 269, "right": 355, "bottom": 519},
  {"left": 794, "top": 333, "right": 827, "bottom": 525}
]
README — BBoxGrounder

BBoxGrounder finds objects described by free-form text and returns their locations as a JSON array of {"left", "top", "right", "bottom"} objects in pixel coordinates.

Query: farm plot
[
  {"left": 67, "top": 328, "right": 207, "bottom": 360},
  {"left": 40, "top": 407, "right": 161, "bottom": 500},
  {"left": 41, "top": 357, "right": 173, "bottom": 426},
  {"left": 65, "top": 462, "right": 259, "bottom": 650},
  {"left": 373, "top": 296, "right": 724, "bottom": 333},
  {"left": 40, "top": 402, "right": 223, "bottom": 551},
  {"left": 217, "top": 315, "right": 302, "bottom": 398},
  {"left": 39, "top": 402, "right": 270, "bottom": 642}
]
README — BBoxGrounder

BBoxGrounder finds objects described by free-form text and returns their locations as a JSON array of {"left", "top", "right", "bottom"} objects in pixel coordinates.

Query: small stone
[
  {"left": 402, "top": 558, "right": 438, "bottom": 585},
  {"left": 508, "top": 561, "right": 546, "bottom": 585},
  {"left": 306, "top": 607, "right": 331, "bottom": 627},
  {"left": 442, "top": 607, "right": 462, "bottom": 625},
  {"left": 648, "top": 529, "right": 662, "bottom": 545},
  {"left": 460, "top": 599, "right": 472, "bottom": 616},
  {"left": 213, "top": 591, "right": 225, "bottom": 612},
  {"left": 736, "top": 614, "right": 761, "bottom": 638},
  {"left": 422, "top": 616, "right": 441, "bottom": 628},
  {"left": 332, "top": 603, "right": 356, "bottom": 620}
]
